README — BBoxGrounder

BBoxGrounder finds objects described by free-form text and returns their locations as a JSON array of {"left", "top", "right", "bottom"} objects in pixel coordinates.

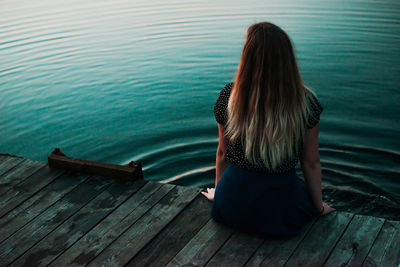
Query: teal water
[{"left": 1, "top": 0, "right": 399, "bottom": 219}]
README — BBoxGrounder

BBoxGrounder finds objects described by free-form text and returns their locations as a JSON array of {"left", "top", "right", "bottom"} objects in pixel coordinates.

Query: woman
[{"left": 201, "top": 22, "right": 335, "bottom": 238}]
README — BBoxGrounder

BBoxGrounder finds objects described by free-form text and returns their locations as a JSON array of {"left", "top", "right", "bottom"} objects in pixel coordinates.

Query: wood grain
[
  {"left": 167, "top": 219, "right": 234, "bottom": 267},
  {"left": 0, "top": 175, "right": 112, "bottom": 265},
  {"left": 362, "top": 220, "right": 400, "bottom": 267},
  {"left": 87, "top": 186, "right": 201, "bottom": 267},
  {"left": 324, "top": 214, "right": 385, "bottom": 267},
  {"left": 126, "top": 194, "right": 211, "bottom": 267},
  {"left": 285, "top": 211, "right": 354, "bottom": 267},
  {"left": 0, "top": 171, "right": 88, "bottom": 243},
  {"left": 0, "top": 164, "right": 66, "bottom": 218},
  {"left": 0, "top": 159, "right": 46, "bottom": 195},
  {"left": 11, "top": 179, "right": 147, "bottom": 266},
  {"left": 49, "top": 182, "right": 174, "bottom": 267}
]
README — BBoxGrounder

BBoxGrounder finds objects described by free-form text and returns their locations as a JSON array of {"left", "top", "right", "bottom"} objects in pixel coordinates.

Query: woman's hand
[
  {"left": 201, "top": 188, "right": 215, "bottom": 201},
  {"left": 319, "top": 201, "right": 335, "bottom": 216}
]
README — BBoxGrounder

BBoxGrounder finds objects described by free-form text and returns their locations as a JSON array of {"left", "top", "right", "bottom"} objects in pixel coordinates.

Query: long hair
[{"left": 225, "top": 22, "right": 311, "bottom": 169}]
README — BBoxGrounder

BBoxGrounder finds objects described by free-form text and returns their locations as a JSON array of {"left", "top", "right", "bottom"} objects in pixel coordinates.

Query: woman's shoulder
[
  {"left": 217, "top": 82, "right": 234, "bottom": 103},
  {"left": 225, "top": 82, "right": 234, "bottom": 89},
  {"left": 305, "top": 87, "right": 322, "bottom": 105},
  {"left": 213, "top": 82, "right": 234, "bottom": 125},
  {"left": 221, "top": 82, "right": 234, "bottom": 95},
  {"left": 304, "top": 87, "right": 324, "bottom": 129}
]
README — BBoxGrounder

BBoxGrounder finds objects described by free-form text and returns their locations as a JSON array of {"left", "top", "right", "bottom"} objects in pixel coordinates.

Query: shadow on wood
[{"left": 47, "top": 148, "right": 143, "bottom": 181}]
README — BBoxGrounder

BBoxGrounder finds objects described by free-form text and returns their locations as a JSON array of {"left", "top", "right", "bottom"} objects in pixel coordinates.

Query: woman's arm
[
  {"left": 201, "top": 123, "right": 228, "bottom": 201},
  {"left": 300, "top": 123, "right": 334, "bottom": 216},
  {"left": 215, "top": 123, "right": 228, "bottom": 187}
]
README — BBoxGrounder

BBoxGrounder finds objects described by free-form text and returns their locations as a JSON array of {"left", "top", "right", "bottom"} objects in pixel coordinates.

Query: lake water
[{"left": 1, "top": 0, "right": 399, "bottom": 219}]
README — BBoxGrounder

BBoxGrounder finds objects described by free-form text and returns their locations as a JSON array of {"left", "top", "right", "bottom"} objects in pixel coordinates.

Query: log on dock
[
  {"left": 47, "top": 148, "right": 143, "bottom": 181},
  {"left": 0, "top": 153, "right": 398, "bottom": 266}
]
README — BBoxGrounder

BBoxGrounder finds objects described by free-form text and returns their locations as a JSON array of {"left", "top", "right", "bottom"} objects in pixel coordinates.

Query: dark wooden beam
[{"left": 47, "top": 148, "right": 143, "bottom": 181}]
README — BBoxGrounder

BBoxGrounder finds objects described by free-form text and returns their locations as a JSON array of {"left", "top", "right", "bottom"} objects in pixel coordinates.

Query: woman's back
[
  {"left": 202, "top": 21, "right": 334, "bottom": 238},
  {"left": 214, "top": 82, "right": 324, "bottom": 174}
]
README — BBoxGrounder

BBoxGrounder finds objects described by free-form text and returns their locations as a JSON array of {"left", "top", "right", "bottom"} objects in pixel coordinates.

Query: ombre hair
[{"left": 225, "top": 22, "right": 312, "bottom": 169}]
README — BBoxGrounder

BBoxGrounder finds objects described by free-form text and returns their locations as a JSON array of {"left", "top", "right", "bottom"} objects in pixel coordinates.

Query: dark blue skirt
[{"left": 211, "top": 162, "right": 319, "bottom": 238}]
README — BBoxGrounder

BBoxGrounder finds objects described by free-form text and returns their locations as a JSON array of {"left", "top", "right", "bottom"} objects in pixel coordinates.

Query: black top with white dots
[{"left": 213, "top": 82, "right": 324, "bottom": 173}]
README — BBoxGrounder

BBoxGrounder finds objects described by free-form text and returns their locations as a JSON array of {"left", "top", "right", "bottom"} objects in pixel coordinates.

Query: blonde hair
[{"left": 225, "top": 22, "right": 311, "bottom": 169}]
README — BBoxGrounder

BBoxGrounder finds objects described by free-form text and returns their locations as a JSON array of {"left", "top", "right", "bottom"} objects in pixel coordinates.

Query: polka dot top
[{"left": 213, "top": 82, "right": 324, "bottom": 174}]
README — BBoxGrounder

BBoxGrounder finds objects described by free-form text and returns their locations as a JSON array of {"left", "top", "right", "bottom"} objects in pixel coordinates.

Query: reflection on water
[{"left": 1, "top": 0, "right": 399, "bottom": 219}]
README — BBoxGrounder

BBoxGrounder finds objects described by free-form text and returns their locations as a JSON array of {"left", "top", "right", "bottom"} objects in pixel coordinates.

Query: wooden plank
[
  {"left": 126, "top": 194, "right": 211, "bottom": 266},
  {"left": 0, "top": 156, "right": 20, "bottom": 170},
  {"left": 0, "top": 172, "right": 88, "bottom": 243},
  {"left": 11, "top": 179, "right": 147, "bottom": 266},
  {"left": 48, "top": 148, "right": 143, "bottom": 180},
  {"left": 0, "top": 164, "right": 66, "bottom": 218},
  {"left": 166, "top": 219, "right": 235, "bottom": 266},
  {"left": 0, "top": 156, "right": 25, "bottom": 176},
  {"left": 0, "top": 159, "right": 46, "bottom": 195},
  {"left": 245, "top": 218, "right": 318, "bottom": 267},
  {"left": 324, "top": 214, "right": 385, "bottom": 267},
  {"left": 285, "top": 211, "right": 354, "bottom": 266},
  {"left": 206, "top": 230, "right": 264, "bottom": 267},
  {"left": 0, "top": 155, "right": 8, "bottom": 164},
  {"left": 49, "top": 181, "right": 174, "bottom": 267},
  {"left": 0, "top": 175, "right": 113, "bottom": 265},
  {"left": 362, "top": 220, "right": 400, "bottom": 267},
  {"left": 87, "top": 185, "right": 201, "bottom": 267}
]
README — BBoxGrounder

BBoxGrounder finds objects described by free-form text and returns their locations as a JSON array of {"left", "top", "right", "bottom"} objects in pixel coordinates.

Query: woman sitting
[{"left": 202, "top": 21, "right": 335, "bottom": 238}]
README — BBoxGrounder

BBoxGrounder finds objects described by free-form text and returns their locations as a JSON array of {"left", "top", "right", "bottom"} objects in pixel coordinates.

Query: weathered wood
[
  {"left": 0, "top": 172, "right": 88, "bottom": 243},
  {"left": 0, "top": 175, "right": 113, "bottom": 265},
  {"left": 167, "top": 219, "right": 235, "bottom": 266},
  {"left": 88, "top": 186, "right": 201, "bottom": 267},
  {"left": 48, "top": 148, "right": 143, "bottom": 180},
  {"left": 245, "top": 218, "right": 318, "bottom": 267},
  {"left": 0, "top": 156, "right": 25, "bottom": 175},
  {"left": 0, "top": 155, "right": 8, "bottom": 163},
  {"left": 206, "top": 230, "right": 264, "bottom": 267},
  {"left": 324, "top": 214, "right": 385, "bottom": 267},
  {"left": 0, "top": 164, "right": 66, "bottom": 218},
  {"left": 11, "top": 179, "right": 147, "bottom": 266},
  {"left": 49, "top": 182, "right": 173, "bottom": 267},
  {"left": 285, "top": 211, "right": 354, "bottom": 266},
  {"left": 0, "top": 159, "right": 46, "bottom": 195},
  {"left": 126, "top": 194, "right": 211, "bottom": 266},
  {"left": 362, "top": 220, "right": 400, "bottom": 267},
  {"left": 0, "top": 155, "right": 398, "bottom": 266}
]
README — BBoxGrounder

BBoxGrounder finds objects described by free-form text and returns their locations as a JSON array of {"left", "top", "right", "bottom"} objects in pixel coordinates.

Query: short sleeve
[
  {"left": 306, "top": 91, "right": 324, "bottom": 129},
  {"left": 213, "top": 83, "right": 233, "bottom": 125}
]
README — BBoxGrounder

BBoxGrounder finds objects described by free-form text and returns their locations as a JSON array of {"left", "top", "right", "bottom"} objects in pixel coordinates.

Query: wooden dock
[{"left": 0, "top": 154, "right": 398, "bottom": 266}]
